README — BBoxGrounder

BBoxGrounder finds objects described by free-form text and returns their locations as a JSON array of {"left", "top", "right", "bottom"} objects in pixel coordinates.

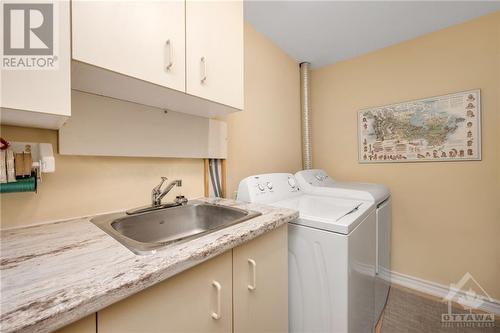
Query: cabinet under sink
[{"left": 55, "top": 225, "right": 288, "bottom": 333}]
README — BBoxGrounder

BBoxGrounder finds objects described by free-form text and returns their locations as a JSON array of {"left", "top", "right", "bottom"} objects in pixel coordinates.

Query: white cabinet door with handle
[
  {"left": 1, "top": 0, "right": 71, "bottom": 129},
  {"left": 233, "top": 225, "right": 288, "bottom": 333},
  {"left": 72, "top": 0, "right": 185, "bottom": 92},
  {"left": 98, "top": 251, "right": 232, "bottom": 333},
  {"left": 186, "top": 0, "right": 243, "bottom": 110}
]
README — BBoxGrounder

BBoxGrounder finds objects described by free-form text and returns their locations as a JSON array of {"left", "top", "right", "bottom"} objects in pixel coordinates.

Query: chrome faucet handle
[
  {"left": 152, "top": 177, "right": 168, "bottom": 194},
  {"left": 174, "top": 195, "right": 188, "bottom": 205}
]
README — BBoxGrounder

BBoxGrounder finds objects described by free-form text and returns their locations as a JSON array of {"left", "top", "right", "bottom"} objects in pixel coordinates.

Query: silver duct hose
[{"left": 300, "top": 62, "right": 313, "bottom": 169}]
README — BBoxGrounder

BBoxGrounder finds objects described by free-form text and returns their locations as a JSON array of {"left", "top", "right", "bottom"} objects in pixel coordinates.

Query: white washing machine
[
  {"left": 237, "top": 173, "right": 377, "bottom": 333},
  {"left": 295, "top": 169, "right": 391, "bottom": 324}
]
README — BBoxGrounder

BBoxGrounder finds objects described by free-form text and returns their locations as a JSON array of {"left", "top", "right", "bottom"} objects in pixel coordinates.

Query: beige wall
[
  {"left": 311, "top": 12, "right": 500, "bottom": 298},
  {"left": 0, "top": 125, "right": 204, "bottom": 229},
  {"left": 226, "top": 24, "right": 302, "bottom": 197}
]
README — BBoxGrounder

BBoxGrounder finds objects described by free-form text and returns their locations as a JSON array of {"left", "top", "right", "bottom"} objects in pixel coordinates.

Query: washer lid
[
  {"left": 273, "top": 194, "right": 373, "bottom": 234},
  {"left": 295, "top": 169, "right": 390, "bottom": 204}
]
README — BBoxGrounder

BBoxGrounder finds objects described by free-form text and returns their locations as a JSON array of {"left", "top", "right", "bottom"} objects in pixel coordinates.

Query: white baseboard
[{"left": 390, "top": 270, "right": 500, "bottom": 316}]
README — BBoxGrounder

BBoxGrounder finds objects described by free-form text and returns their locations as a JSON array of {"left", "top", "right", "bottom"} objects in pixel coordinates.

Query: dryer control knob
[
  {"left": 288, "top": 177, "right": 297, "bottom": 188},
  {"left": 257, "top": 183, "right": 265, "bottom": 192}
]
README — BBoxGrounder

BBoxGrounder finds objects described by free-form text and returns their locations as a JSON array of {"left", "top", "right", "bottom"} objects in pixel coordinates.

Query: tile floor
[{"left": 380, "top": 286, "right": 499, "bottom": 333}]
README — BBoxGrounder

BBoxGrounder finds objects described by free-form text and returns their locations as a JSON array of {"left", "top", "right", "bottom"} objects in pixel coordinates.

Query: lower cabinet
[
  {"left": 233, "top": 224, "right": 288, "bottom": 333},
  {"left": 57, "top": 225, "right": 287, "bottom": 333},
  {"left": 53, "top": 314, "right": 96, "bottom": 333},
  {"left": 98, "top": 251, "right": 233, "bottom": 333}
]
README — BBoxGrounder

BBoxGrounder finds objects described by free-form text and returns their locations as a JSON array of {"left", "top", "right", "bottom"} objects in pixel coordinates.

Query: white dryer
[
  {"left": 237, "top": 173, "right": 377, "bottom": 333},
  {"left": 295, "top": 169, "right": 391, "bottom": 324}
]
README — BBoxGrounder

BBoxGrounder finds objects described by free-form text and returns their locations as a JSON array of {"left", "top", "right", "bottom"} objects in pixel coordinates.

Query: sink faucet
[
  {"left": 126, "top": 177, "right": 187, "bottom": 215},
  {"left": 152, "top": 177, "right": 182, "bottom": 206}
]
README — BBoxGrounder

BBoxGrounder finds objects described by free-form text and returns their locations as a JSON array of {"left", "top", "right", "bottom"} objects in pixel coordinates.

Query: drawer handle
[
  {"left": 211, "top": 280, "right": 221, "bottom": 320},
  {"left": 165, "top": 39, "right": 173, "bottom": 70},
  {"left": 248, "top": 259, "right": 257, "bottom": 291},
  {"left": 200, "top": 56, "right": 207, "bottom": 83}
]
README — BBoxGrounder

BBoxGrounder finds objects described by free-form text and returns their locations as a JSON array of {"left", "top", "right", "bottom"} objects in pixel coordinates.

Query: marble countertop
[{"left": 0, "top": 198, "right": 298, "bottom": 333}]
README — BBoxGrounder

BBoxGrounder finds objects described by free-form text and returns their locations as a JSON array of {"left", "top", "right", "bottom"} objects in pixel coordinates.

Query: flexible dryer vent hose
[{"left": 300, "top": 62, "right": 313, "bottom": 170}]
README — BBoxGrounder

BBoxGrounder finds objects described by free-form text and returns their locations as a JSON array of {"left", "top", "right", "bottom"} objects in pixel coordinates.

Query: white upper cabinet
[
  {"left": 186, "top": 0, "right": 244, "bottom": 110},
  {"left": 1, "top": 0, "right": 71, "bottom": 129},
  {"left": 2, "top": 0, "right": 244, "bottom": 131},
  {"left": 71, "top": 0, "right": 243, "bottom": 117},
  {"left": 72, "top": 0, "right": 185, "bottom": 92}
]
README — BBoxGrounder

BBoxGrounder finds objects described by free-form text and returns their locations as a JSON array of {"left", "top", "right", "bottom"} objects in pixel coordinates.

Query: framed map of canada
[{"left": 358, "top": 89, "right": 481, "bottom": 163}]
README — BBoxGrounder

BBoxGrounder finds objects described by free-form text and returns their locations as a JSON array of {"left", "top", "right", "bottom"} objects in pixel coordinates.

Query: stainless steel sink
[{"left": 91, "top": 201, "right": 261, "bottom": 255}]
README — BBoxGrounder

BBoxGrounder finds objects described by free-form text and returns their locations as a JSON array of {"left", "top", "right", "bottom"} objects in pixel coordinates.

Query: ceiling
[{"left": 244, "top": 1, "right": 500, "bottom": 69}]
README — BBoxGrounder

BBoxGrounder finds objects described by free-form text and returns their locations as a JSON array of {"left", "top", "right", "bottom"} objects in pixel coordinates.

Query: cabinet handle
[
  {"left": 165, "top": 39, "right": 173, "bottom": 70},
  {"left": 248, "top": 259, "right": 257, "bottom": 291},
  {"left": 200, "top": 56, "right": 207, "bottom": 83},
  {"left": 211, "top": 280, "right": 222, "bottom": 320}
]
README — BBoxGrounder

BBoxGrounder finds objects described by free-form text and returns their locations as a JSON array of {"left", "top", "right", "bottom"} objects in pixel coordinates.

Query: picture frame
[{"left": 358, "top": 89, "right": 481, "bottom": 163}]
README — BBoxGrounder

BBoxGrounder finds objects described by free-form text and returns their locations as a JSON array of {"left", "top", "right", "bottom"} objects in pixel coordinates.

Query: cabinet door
[
  {"left": 0, "top": 0, "right": 70, "bottom": 129},
  {"left": 186, "top": 0, "right": 243, "bottom": 109},
  {"left": 54, "top": 314, "right": 96, "bottom": 333},
  {"left": 72, "top": 0, "right": 185, "bottom": 92},
  {"left": 98, "top": 251, "right": 232, "bottom": 333},
  {"left": 233, "top": 225, "right": 288, "bottom": 333}
]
